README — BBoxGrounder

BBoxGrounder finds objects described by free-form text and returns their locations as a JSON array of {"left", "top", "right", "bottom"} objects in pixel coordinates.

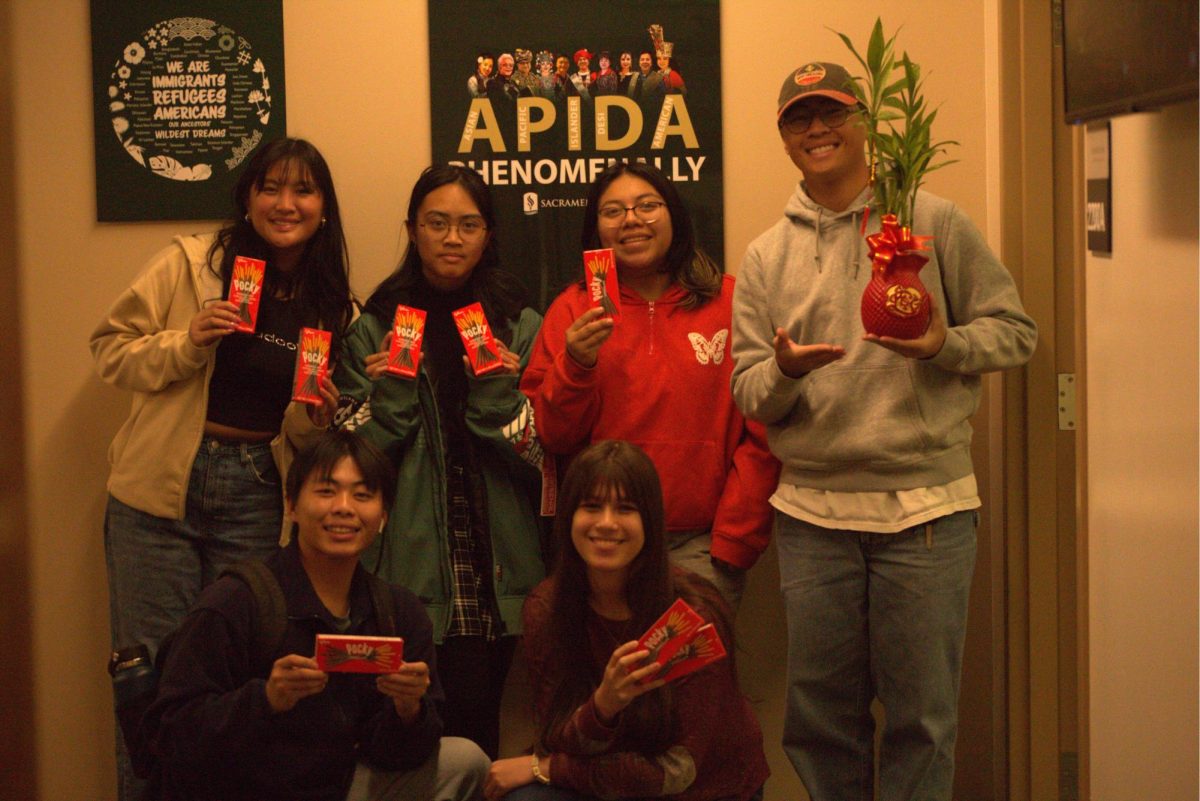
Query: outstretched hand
[
  {"left": 863, "top": 302, "right": 947, "bottom": 360},
  {"left": 773, "top": 328, "right": 845, "bottom": 378}
]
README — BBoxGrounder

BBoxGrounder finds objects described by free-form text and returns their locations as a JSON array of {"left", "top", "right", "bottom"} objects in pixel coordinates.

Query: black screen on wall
[{"left": 1061, "top": 0, "right": 1198, "bottom": 123}]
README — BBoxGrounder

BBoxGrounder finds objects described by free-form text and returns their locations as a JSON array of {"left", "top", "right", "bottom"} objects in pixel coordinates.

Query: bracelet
[{"left": 531, "top": 753, "right": 551, "bottom": 785}]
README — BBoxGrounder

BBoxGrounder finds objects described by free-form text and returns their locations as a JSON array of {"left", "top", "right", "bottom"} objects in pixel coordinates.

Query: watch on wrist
[{"left": 531, "top": 753, "right": 551, "bottom": 785}]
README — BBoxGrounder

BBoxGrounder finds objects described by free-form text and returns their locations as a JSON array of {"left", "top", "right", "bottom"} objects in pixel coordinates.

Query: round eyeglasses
[
  {"left": 780, "top": 106, "right": 853, "bottom": 135},
  {"left": 597, "top": 200, "right": 666, "bottom": 225},
  {"left": 419, "top": 217, "right": 488, "bottom": 240}
]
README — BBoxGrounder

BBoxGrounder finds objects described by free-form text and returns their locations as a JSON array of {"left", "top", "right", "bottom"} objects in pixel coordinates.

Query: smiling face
[
  {"left": 657, "top": 54, "right": 670, "bottom": 71},
  {"left": 780, "top": 96, "right": 869, "bottom": 192},
  {"left": 571, "top": 485, "right": 645, "bottom": 582},
  {"left": 246, "top": 159, "right": 324, "bottom": 270},
  {"left": 620, "top": 52, "right": 632, "bottom": 73},
  {"left": 599, "top": 55, "right": 610, "bottom": 71},
  {"left": 289, "top": 456, "right": 386, "bottom": 564},
  {"left": 555, "top": 56, "right": 570, "bottom": 76},
  {"left": 638, "top": 52, "right": 653, "bottom": 74},
  {"left": 595, "top": 174, "right": 672, "bottom": 278},
  {"left": 518, "top": 60, "right": 531, "bottom": 75},
  {"left": 576, "top": 56, "right": 590, "bottom": 72},
  {"left": 478, "top": 57, "right": 494, "bottom": 77},
  {"left": 498, "top": 54, "right": 514, "bottom": 76},
  {"left": 408, "top": 182, "right": 490, "bottom": 291}
]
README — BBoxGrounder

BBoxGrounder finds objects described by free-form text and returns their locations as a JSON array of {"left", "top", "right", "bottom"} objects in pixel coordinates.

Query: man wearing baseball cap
[{"left": 731, "top": 62, "right": 1036, "bottom": 800}]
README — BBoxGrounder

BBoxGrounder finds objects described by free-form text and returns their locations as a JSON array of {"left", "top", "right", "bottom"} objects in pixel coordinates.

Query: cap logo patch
[{"left": 795, "top": 63, "right": 826, "bottom": 86}]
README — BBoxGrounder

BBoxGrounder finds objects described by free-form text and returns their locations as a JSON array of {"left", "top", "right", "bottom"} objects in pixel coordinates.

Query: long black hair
[
  {"left": 580, "top": 161, "right": 721, "bottom": 309},
  {"left": 538, "top": 440, "right": 677, "bottom": 755},
  {"left": 207, "top": 137, "right": 353, "bottom": 350},
  {"left": 364, "top": 164, "right": 525, "bottom": 332}
]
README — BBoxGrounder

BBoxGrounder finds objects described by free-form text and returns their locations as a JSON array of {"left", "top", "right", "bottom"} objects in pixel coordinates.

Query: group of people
[
  {"left": 467, "top": 36, "right": 684, "bottom": 102},
  {"left": 95, "top": 54, "right": 1035, "bottom": 801}
]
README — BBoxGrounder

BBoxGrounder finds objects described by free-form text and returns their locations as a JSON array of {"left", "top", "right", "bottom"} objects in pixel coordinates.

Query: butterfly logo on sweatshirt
[{"left": 687, "top": 329, "right": 728, "bottom": 365}]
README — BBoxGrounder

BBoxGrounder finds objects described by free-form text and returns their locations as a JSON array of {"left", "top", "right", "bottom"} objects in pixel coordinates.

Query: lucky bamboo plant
[{"left": 833, "top": 18, "right": 957, "bottom": 228}]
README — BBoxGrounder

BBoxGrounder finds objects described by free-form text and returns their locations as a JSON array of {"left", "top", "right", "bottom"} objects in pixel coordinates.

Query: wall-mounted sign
[
  {"left": 428, "top": 0, "right": 723, "bottom": 310},
  {"left": 90, "top": 0, "right": 286, "bottom": 221}
]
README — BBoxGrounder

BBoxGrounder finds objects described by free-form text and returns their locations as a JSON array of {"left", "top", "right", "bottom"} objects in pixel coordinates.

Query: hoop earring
[{"left": 244, "top": 213, "right": 250, "bottom": 223}]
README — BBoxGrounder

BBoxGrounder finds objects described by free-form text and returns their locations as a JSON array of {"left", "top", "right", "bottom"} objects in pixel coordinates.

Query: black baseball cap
[{"left": 777, "top": 62, "right": 858, "bottom": 119}]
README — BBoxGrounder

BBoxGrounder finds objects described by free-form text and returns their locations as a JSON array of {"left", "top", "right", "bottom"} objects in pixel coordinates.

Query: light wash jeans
[
  {"left": 345, "top": 737, "right": 489, "bottom": 801},
  {"left": 105, "top": 438, "right": 283, "bottom": 801},
  {"left": 776, "top": 510, "right": 978, "bottom": 801}
]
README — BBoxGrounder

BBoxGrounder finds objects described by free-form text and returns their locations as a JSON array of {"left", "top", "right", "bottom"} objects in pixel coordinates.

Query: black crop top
[{"left": 205, "top": 292, "right": 303, "bottom": 432}]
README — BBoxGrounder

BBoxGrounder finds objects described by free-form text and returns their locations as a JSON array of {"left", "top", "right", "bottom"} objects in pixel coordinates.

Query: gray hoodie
[{"left": 731, "top": 183, "right": 1037, "bottom": 492}]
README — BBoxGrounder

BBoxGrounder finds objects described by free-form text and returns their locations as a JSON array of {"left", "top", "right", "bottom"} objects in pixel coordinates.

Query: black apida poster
[{"left": 429, "top": 0, "right": 722, "bottom": 310}]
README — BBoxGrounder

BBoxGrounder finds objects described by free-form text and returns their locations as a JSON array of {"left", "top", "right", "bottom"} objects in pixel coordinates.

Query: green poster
[
  {"left": 91, "top": 0, "right": 286, "bottom": 221},
  {"left": 428, "top": 0, "right": 722, "bottom": 310}
]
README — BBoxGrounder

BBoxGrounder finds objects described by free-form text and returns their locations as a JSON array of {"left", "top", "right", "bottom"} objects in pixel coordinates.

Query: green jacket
[{"left": 334, "top": 307, "right": 546, "bottom": 642}]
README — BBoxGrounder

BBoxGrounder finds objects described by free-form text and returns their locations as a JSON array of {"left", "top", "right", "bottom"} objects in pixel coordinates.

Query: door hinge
[{"left": 1057, "top": 373, "right": 1077, "bottom": 431}]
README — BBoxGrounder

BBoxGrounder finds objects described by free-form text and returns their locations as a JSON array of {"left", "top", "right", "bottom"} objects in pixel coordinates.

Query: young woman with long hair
[
  {"left": 485, "top": 440, "right": 768, "bottom": 801},
  {"left": 333, "top": 164, "right": 545, "bottom": 759},
  {"left": 91, "top": 137, "right": 353, "bottom": 799},
  {"left": 520, "top": 161, "right": 779, "bottom": 610}
]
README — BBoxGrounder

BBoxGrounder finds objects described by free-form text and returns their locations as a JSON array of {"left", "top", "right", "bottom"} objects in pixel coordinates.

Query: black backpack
[{"left": 109, "top": 560, "right": 397, "bottom": 786}]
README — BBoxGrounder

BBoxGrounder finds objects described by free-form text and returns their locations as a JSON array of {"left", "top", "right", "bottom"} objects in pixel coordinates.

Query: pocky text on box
[
  {"left": 584, "top": 248, "right": 620, "bottom": 318},
  {"left": 292, "top": 327, "right": 331, "bottom": 405},
  {"left": 227, "top": 256, "right": 266, "bottom": 333},
  {"left": 386, "top": 305, "right": 427, "bottom": 379},
  {"left": 315, "top": 634, "right": 404, "bottom": 674},
  {"left": 452, "top": 302, "right": 504, "bottom": 376}
]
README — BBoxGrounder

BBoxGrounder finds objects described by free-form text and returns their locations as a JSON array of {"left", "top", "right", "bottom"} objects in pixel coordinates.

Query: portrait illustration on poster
[
  {"left": 91, "top": 0, "right": 286, "bottom": 220},
  {"left": 429, "top": 1, "right": 722, "bottom": 310}
]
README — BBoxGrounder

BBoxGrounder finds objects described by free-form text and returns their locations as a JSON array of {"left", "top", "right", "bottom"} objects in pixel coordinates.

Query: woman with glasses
[
  {"left": 520, "top": 162, "right": 778, "bottom": 611},
  {"left": 333, "top": 164, "right": 546, "bottom": 760}
]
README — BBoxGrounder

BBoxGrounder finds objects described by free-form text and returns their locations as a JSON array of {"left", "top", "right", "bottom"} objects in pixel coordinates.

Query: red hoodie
[{"left": 521, "top": 275, "right": 779, "bottom": 568}]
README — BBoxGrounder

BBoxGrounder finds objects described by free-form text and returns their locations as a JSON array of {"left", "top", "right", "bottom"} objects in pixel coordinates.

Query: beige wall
[
  {"left": 1084, "top": 101, "right": 1199, "bottom": 800},
  {"left": 13, "top": 2, "right": 999, "bottom": 799}
]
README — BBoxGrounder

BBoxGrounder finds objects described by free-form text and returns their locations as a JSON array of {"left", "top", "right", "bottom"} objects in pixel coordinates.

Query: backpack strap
[
  {"left": 221, "top": 560, "right": 289, "bottom": 675},
  {"left": 363, "top": 571, "right": 397, "bottom": 637}
]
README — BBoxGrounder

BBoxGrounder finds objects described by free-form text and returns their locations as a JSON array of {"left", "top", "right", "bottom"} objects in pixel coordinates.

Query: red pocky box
[
  {"left": 583, "top": 248, "right": 620, "bottom": 318},
  {"left": 637, "top": 597, "right": 705, "bottom": 676},
  {"left": 385, "top": 304, "right": 427, "bottom": 379},
  {"left": 292, "top": 327, "right": 331, "bottom": 405},
  {"left": 452, "top": 302, "right": 504, "bottom": 376},
  {"left": 227, "top": 256, "right": 266, "bottom": 333},
  {"left": 315, "top": 634, "right": 404, "bottom": 674},
  {"left": 656, "top": 622, "right": 727, "bottom": 684}
]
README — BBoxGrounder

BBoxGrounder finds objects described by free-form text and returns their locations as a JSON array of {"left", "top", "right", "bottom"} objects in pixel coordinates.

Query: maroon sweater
[{"left": 522, "top": 576, "right": 769, "bottom": 800}]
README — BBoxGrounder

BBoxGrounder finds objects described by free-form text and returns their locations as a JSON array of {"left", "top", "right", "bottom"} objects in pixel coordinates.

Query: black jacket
[{"left": 149, "top": 541, "right": 444, "bottom": 801}]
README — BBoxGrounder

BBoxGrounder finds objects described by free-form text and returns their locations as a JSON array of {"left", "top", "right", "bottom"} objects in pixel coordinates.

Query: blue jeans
[
  {"left": 105, "top": 437, "right": 283, "bottom": 801},
  {"left": 776, "top": 510, "right": 977, "bottom": 801}
]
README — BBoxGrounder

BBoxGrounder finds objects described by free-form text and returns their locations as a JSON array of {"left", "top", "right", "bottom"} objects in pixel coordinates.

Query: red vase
[{"left": 861, "top": 215, "right": 933, "bottom": 340}]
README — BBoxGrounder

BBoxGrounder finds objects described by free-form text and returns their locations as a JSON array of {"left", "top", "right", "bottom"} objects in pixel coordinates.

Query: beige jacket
[{"left": 91, "top": 233, "right": 322, "bottom": 531}]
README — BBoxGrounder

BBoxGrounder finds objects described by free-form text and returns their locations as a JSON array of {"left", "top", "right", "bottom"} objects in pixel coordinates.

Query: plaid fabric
[{"left": 445, "top": 461, "right": 497, "bottom": 639}]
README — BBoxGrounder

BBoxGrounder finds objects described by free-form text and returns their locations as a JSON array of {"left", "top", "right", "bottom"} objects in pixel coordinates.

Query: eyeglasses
[
  {"left": 418, "top": 217, "right": 488, "bottom": 241},
  {"left": 780, "top": 106, "right": 853, "bottom": 135},
  {"left": 597, "top": 200, "right": 666, "bottom": 225}
]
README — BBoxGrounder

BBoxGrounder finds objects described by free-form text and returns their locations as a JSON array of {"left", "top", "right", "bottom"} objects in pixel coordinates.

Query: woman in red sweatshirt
[{"left": 520, "top": 162, "right": 778, "bottom": 608}]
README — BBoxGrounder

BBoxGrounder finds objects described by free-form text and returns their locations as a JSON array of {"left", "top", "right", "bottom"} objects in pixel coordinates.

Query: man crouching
[{"left": 148, "top": 430, "right": 488, "bottom": 801}]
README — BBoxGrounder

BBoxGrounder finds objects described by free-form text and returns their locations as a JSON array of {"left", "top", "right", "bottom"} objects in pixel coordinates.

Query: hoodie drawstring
[{"left": 814, "top": 207, "right": 823, "bottom": 271}]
